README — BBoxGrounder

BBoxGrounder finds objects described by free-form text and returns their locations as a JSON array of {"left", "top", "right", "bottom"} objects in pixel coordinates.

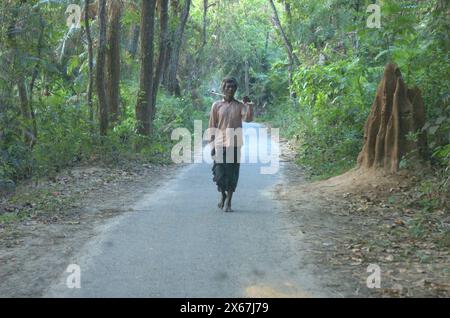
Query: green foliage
[
  {"left": 408, "top": 177, "right": 449, "bottom": 247},
  {"left": 263, "top": 0, "right": 449, "bottom": 178},
  {"left": 1, "top": 0, "right": 448, "bottom": 186},
  {"left": 185, "top": 0, "right": 282, "bottom": 105},
  {"left": 360, "top": 0, "right": 450, "bottom": 167},
  {"left": 32, "top": 103, "right": 94, "bottom": 178},
  {"left": 270, "top": 56, "right": 380, "bottom": 178}
]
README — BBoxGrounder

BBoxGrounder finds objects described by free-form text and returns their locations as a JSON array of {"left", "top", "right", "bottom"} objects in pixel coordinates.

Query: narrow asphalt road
[{"left": 46, "top": 123, "right": 330, "bottom": 297}]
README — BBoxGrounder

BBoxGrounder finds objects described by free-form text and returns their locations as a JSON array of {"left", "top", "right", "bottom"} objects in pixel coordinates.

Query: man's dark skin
[{"left": 214, "top": 82, "right": 251, "bottom": 212}]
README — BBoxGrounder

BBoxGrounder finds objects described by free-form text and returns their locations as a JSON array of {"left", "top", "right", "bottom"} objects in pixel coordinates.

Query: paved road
[{"left": 46, "top": 123, "right": 329, "bottom": 297}]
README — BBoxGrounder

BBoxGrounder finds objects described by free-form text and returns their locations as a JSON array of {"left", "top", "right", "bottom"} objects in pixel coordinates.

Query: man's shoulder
[{"left": 212, "top": 100, "right": 223, "bottom": 108}]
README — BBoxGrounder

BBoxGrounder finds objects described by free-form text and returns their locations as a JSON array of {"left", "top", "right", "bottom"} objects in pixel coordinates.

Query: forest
[
  {"left": 0, "top": 0, "right": 448, "bottom": 182},
  {"left": 0, "top": 0, "right": 449, "bottom": 298}
]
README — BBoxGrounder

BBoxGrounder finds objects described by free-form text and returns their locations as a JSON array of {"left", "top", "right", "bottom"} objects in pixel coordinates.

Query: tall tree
[
  {"left": 106, "top": 0, "right": 122, "bottom": 124},
  {"left": 128, "top": 24, "right": 140, "bottom": 59},
  {"left": 135, "top": 0, "right": 156, "bottom": 136},
  {"left": 244, "top": 59, "right": 250, "bottom": 96},
  {"left": 96, "top": 0, "right": 108, "bottom": 135},
  {"left": 164, "top": 0, "right": 191, "bottom": 96},
  {"left": 85, "top": 0, "right": 94, "bottom": 122},
  {"left": 202, "top": 0, "right": 208, "bottom": 47},
  {"left": 7, "top": 2, "right": 36, "bottom": 146},
  {"left": 268, "top": 0, "right": 299, "bottom": 101},
  {"left": 268, "top": 0, "right": 299, "bottom": 66},
  {"left": 151, "top": 0, "right": 169, "bottom": 120},
  {"left": 28, "top": 12, "right": 45, "bottom": 146}
]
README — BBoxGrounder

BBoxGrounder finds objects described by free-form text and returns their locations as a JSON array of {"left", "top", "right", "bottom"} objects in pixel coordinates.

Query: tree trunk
[
  {"left": 202, "top": 0, "right": 208, "bottom": 47},
  {"left": 268, "top": 0, "right": 298, "bottom": 103},
  {"left": 161, "top": 41, "right": 172, "bottom": 86},
  {"left": 135, "top": 0, "right": 156, "bottom": 136},
  {"left": 96, "top": 0, "right": 108, "bottom": 136},
  {"left": 284, "top": 0, "right": 292, "bottom": 38},
  {"left": 106, "top": 0, "right": 122, "bottom": 124},
  {"left": 85, "top": 0, "right": 94, "bottom": 122},
  {"left": 164, "top": 0, "right": 191, "bottom": 96},
  {"left": 7, "top": 3, "right": 35, "bottom": 146},
  {"left": 244, "top": 59, "right": 250, "bottom": 97},
  {"left": 268, "top": 0, "right": 299, "bottom": 66},
  {"left": 357, "top": 63, "right": 428, "bottom": 174},
  {"left": 128, "top": 24, "right": 140, "bottom": 59},
  {"left": 17, "top": 80, "right": 34, "bottom": 146},
  {"left": 28, "top": 13, "right": 44, "bottom": 147},
  {"left": 151, "top": 0, "right": 169, "bottom": 120}
]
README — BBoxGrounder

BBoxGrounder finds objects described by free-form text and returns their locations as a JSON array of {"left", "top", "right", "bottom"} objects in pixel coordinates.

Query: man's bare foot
[
  {"left": 218, "top": 192, "right": 226, "bottom": 209},
  {"left": 224, "top": 191, "right": 234, "bottom": 212}
]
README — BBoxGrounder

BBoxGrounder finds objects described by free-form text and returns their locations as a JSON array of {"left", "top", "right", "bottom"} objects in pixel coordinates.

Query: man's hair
[{"left": 221, "top": 77, "right": 238, "bottom": 91}]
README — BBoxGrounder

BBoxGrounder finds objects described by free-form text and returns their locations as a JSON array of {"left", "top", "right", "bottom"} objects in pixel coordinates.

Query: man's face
[{"left": 223, "top": 82, "right": 237, "bottom": 98}]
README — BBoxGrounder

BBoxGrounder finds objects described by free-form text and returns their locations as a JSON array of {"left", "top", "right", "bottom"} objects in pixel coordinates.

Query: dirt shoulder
[
  {"left": 0, "top": 161, "right": 180, "bottom": 297},
  {"left": 274, "top": 139, "right": 449, "bottom": 297}
]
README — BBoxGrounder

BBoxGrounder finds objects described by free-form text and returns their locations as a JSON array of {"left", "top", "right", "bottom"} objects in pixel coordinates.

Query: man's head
[{"left": 221, "top": 77, "right": 238, "bottom": 100}]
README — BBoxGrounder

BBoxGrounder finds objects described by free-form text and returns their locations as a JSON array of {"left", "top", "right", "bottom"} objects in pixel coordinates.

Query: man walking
[{"left": 208, "top": 77, "right": 253, "bottom": 212}]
